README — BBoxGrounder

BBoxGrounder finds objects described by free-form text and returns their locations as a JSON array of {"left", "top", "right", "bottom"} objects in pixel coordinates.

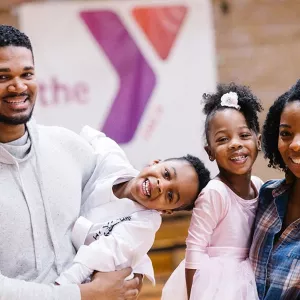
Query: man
[{"left": 0, "top": 24, "right": 140, "bottom": 300}]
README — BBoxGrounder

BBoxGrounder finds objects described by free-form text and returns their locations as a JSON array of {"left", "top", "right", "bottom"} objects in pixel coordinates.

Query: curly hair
[
  {"left": 0, "top": 25, "right": 33, "bottom": 56},
  {"left": 203, "top": 83, "right": 263, "bottom": 143},
  {"left": 262, "top": 79, "right": 300, "bottom": 170},
  {"left": 165, "top": 154, "right": 211, "bottom": 211}
]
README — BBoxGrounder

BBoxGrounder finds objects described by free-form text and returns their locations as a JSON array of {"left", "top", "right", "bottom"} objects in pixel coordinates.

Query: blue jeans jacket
[{"left": 250, "top": 179, "right": 300, "bottom": 300}]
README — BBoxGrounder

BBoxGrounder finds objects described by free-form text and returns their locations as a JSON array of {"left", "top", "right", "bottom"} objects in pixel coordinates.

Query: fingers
[
  {"left": 124, "top": 288, "right": 139, "bottom": 300},
  {"left": 118, "top": 267, "right": 133, "bottom": 278},
  {"left": 124, "top": 277, "right": 139, "bottom": 290}
]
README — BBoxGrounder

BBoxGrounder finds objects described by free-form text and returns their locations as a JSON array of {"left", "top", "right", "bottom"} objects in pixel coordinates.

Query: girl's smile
[{"left": 206, "top": 109, "right": 261, "bottom": 177}]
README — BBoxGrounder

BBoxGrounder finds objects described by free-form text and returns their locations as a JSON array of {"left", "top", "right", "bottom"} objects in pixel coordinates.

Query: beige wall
[
  {"left": 0, "top": 10, "right": 18, "bottom": 27},
  {"left": 1, "top": 0, "right": 299, "bottom": 181},
  {"left": 213, "top": 0, "right": 300, "bottom": 181}
]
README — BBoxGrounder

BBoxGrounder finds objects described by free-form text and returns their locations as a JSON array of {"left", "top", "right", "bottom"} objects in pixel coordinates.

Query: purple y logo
[{"left": 80, "top": 11, "right": 156, "bottom": 144}]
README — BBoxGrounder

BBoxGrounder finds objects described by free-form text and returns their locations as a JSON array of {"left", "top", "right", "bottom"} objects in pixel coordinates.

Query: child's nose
[
  {"left": 157, "top": 179, "right": 162, "bottom": 194},
  {"left": 229, "top": 139, "right": 242, "bottom": 150}
]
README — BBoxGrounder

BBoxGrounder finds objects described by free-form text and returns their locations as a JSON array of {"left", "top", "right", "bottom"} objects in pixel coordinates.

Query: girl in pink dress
[{"left": 162, "top": 83, "right": 263, "bottom": 300}]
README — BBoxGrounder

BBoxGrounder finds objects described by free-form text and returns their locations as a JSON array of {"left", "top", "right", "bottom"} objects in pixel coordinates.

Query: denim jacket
[{"left": 250, "top": 179, "right": 300, "bottom": 300}]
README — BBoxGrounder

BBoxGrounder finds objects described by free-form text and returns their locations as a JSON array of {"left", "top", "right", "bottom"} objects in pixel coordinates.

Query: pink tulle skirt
[{"left": 162, "top": 256, "right": 258, "bottom": 300}]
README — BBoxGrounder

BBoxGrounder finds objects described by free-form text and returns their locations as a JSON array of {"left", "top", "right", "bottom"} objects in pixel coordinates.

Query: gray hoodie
[{"left": 0, "top": 120, "right": 96, "bottom": 299}]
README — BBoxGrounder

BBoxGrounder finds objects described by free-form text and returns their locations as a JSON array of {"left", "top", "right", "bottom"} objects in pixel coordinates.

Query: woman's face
[{"left": 278, "top": 101, "right": 300, "bottom": 178}]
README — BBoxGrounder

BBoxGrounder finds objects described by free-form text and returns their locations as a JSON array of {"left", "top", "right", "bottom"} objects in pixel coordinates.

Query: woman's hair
[
  {"left": 203, "top": 83, "right": 263, "bottom": 143},
  {"left": 262, "top": 79, "right": 300, "bottom": 170},
  {"left": 165, "top": 154, "right": 210, "bottom": 211}
]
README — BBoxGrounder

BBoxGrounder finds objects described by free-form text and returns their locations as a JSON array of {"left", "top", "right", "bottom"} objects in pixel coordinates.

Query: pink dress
[{"left": 162, "top": 176, "right": 263, "bottom": 300}]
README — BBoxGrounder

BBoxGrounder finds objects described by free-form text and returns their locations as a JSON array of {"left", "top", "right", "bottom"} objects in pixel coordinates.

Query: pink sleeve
[{"left": 185, "top": 188, "right": 227, "bottom": 269}]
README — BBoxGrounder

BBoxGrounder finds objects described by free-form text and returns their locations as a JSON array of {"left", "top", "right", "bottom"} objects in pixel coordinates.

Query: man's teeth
[
  {"left": 142, "top": 180, "right": 150, "bottom": 196},
  {"left": 230, "top": 155, "right": 246, "bottom": 161},
  {"left": 4, "top": 98, "right": 27, "bottom": 104},
  {"left": 291, "top": 158, "right": 300, "bottom": 164}
]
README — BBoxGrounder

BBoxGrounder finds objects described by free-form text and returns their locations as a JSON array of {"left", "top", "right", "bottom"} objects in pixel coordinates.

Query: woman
[{"left": 250, "top": 79, "right": 300, "bottom": 299}]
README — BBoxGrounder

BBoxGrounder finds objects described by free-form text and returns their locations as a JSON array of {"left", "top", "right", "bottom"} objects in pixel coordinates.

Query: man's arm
[
  {"left": 0, "top": 268, "right": 138, "bottom": 300},
  {"left": 0, "top": 271, "right": 80, "bottom": 300}
]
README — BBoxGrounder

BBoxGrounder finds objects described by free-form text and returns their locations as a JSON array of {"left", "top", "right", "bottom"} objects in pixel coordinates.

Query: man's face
[{"left": 0, "top": 46, "right": 37, "bottom": 125}]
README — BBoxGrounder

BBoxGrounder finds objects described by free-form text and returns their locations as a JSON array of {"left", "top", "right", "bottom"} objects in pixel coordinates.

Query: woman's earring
[
  {"left": 209, "top": 156, "right": 214, "bottom": 161},
  {"left": 257, "top": 142, "right": 262, "bottom": 151}
]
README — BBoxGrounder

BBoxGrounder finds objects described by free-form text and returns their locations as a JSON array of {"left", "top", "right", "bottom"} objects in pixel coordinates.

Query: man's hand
[
  {"left": 124, "top": 273, "right": 144, "bottom": 300},
  {"left": 80, "top": 267, "right": 139, "bottom": 300}
]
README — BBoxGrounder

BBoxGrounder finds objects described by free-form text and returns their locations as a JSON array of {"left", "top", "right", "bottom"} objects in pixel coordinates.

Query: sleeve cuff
[
  {"left": 72, "top": 217, "right": 94, "bottom": 250},
  {"left": 133, "top": 255, "right": 155, "bottom": 285},
  {"left": 185, "top": 250, "right": 209, "bottom": 269}
]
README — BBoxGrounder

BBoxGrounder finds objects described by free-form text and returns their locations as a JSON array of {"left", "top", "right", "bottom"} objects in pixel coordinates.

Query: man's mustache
[{"left": 2, "top": 93, "right": 30, "bottom": 100}]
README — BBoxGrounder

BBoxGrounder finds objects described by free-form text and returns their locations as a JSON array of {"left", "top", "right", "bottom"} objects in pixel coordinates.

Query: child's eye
[
  {"left": 240, "top": 133, "right": 251, "bottom": 138},
  {"left": 217, "top": 137, "right": 228, "bottom": 143},
  {"left": 168, "top": 191, "right": 173, "bottom": 202},
  {"left": 164, "top": 169, "right": 170, "bottom": 179}
]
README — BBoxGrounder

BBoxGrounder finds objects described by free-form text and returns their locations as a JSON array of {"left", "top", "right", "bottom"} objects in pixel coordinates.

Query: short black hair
[
  {"left": 203, "top": 83, "right": 263, "bottom": 143},
  {"left": 262, "top": 79, "right": 300, "bottom": 170},
  {"left": 165, "top": 154, "right": 210, "bottom": 211},
  {"left": 0, "top": 25, "right": 33, "bottom": 56}
]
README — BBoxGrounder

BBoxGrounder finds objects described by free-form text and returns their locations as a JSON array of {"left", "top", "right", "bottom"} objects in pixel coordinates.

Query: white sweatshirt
[{"left": 0, "top": 120, "right": 96, "bottom": 300}]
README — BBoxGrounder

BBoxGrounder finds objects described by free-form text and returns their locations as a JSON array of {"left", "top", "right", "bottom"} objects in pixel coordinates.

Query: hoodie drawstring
[
  {"left": 15, "top": 162, "right": 42, "bottom": 271},
  {"left": 32, "top": 142, "right": 63, "bottom": 274}
]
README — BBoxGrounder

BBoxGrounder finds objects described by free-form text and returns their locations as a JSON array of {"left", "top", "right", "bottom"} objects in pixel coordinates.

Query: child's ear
[
  {"left": 257, "top": 134, "right": 262, "bottom": 151},
  {"left": 205, "top": 145, "right": 214, "bottom": 162},
  {"left": 161, "top": 210, "right": 173, "bottom": 215}
]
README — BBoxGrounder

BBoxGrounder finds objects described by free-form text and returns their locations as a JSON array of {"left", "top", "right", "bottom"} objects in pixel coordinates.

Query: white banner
[{"left": 18, "top": 0, "right": 217, "bottom": 173}]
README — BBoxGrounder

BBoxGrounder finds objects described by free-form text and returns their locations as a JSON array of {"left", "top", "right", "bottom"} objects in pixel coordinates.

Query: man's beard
[{"left": 0, "top": 108, "right": 34, "bottom": 125}]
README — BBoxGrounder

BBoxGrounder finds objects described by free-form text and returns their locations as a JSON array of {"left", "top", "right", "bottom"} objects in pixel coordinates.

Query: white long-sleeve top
[{"left": 56, "top": 126, "right": 161, "bottom": 285}]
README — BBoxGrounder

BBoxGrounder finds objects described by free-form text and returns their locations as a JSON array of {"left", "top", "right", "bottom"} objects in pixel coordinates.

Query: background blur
[{"left": 2, "top": 0, "right": 299, "bottom": 298}]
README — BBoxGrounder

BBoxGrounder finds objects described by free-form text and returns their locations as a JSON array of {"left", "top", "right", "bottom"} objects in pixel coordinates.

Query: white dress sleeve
[
  {"left": 80, "top": 126, "right": 138, "bottom": 208},
  {"left": 80, "top": 125, "right": 132, "bottom": 169},
  {"left": 185, "top": 185, "right": 229, "bottom": 269},
  {"left": 56, "top": 211, "right": 161, "bottom": 285},
  {"left": 132, "top": 254, "right": 155, "bottom": 283}
]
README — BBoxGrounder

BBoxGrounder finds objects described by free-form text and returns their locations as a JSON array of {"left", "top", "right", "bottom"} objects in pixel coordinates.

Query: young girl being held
[{"left": 162, "top": 83, "right": 263, "bottom": 300}]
